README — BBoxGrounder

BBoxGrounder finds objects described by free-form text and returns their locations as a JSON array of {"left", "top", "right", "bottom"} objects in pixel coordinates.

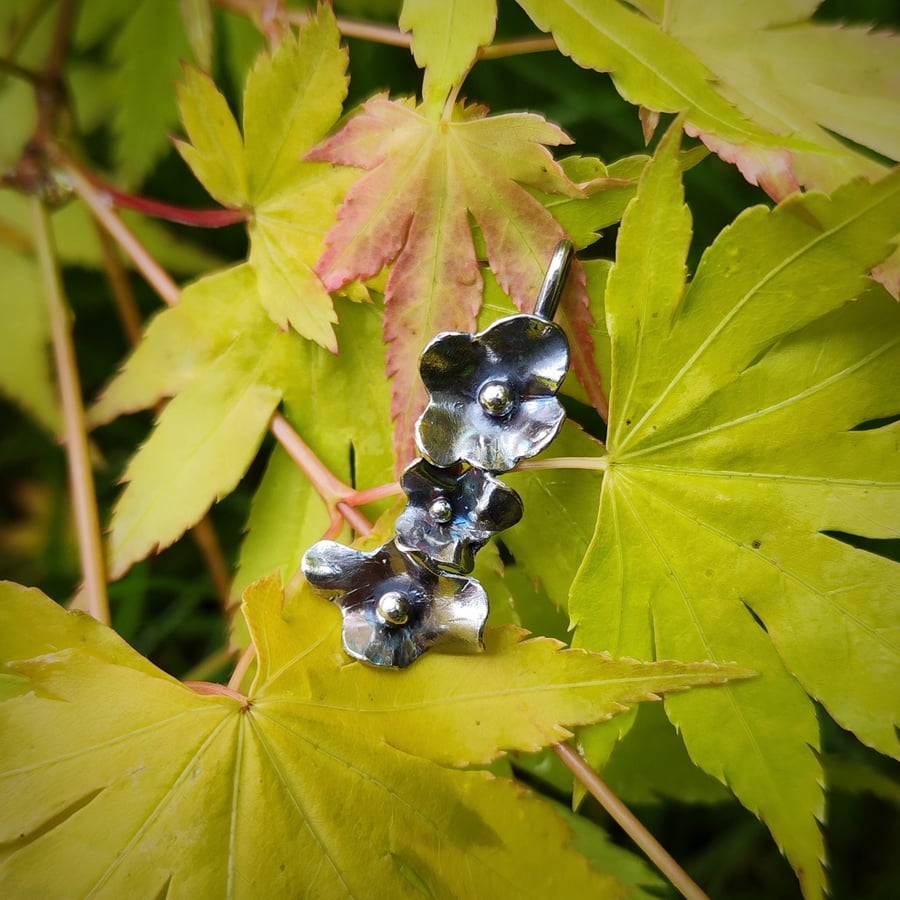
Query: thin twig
[
  {"left": 61, "top": 158, "right": 181, "bottom": 306},
  {"left": 85, "top": 169, "right": 246, "bottom": 227},
  {"left": 215, "top": 0, "right": 556, "bottom": 58},
  {"left": 44, "top": 0, "right": 77, "bottom": 81},
  {"left": 553, "top": 743, "right": 710, "bottom": 900},
  {"left": 479, "top": 37, "right": 557, "bottom": 59},
  {"left": 32, "top": 197, "right": 110, "bottom": 625},
  {"left": 348, "top": 482, "right": 402, "bottom": 505},
  {"left": 270, "top": 412, "right": 374, "bottom": 535},
  {"left": 227, "top": 643, "right": 257, "bottom": 692},
  {"left": 0, "top": 56, "right": 44, "bottom": 84},
  {"left": 94, "top": 223, "right": 143, "bottom": 345}
]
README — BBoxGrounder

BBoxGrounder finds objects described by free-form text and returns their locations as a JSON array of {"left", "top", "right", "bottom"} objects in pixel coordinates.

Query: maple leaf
[
  {"left": 90, "top": 6, "right": 385, "bottom": 578},
  {"left": 308, "top": 96, "right": 608, "bottom": 468},
  {"left": 515, "top": 0, "right": 900, "bottom": 294},
  {"left": 567, "top": 122, "right": 900, "bottom": 899},
  {"left": 174, "top": 2, "right": 353, "bottom": 350},
  {"left": 0, "top": 578, "right": 747, "bottom": 897}
]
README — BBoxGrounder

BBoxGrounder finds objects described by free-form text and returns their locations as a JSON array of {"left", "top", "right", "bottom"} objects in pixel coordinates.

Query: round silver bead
[
  {"left": 478, "top": 380, "right": 514, "bottom": 417},
  {"left": 376, "top": 590, "right": 410, "bottom": 626},
  {"left": 428, "top": 497, "right": 454, "bottom": 523}
]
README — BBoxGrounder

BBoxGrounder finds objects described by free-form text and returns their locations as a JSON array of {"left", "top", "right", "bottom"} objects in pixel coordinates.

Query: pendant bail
[{"left": 533, "top": 239, "right": 574, "bottom": 322}]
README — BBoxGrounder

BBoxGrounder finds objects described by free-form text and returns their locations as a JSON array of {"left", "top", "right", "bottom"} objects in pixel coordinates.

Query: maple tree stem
[
  {"left": 270, "top": 413, "right": 374, "bottom": 535},
  {"left": 31, "top": 197, "right": 110, "bottom": 626},
  {"left": 84, "top": 168, "right": 247, "bottom": 227},
  {"left": 190, "top": 517, "right": 235, "bottom": 613},
  {"left": 216, "top": 0, "right": 556, "bottom": 58},
  {"left": 0, "top": 56, "right": 43, "bottom": 84},
  {"left": 553, "top": 743, "right": 710, "bottom": 900},
  {"left": 94, "top": 221, "right": 145, "bottom": 345},
  {"left": 479, "top": 37, "right": 557, "bottom": 59},
  {"left": 227, "top": 643, "right": 257, "bottom": 692},
  {"left": 62, "top": 157, "right": 182, "bottom": 306},
  {"left": 347, "top": 482, "right": 402, "bottom": 505}
]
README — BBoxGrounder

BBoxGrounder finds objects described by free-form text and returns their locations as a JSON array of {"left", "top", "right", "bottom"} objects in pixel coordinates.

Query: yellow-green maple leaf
[
  {"left": 516, "top": 0, "right": 900, "bottom": 294},
  {"left": 175, "top": 2, "right": 353, "bottom": 350},
  {"left": 0, "top": 579, "right": 747, "bottom": 897},
  {"left": 93, "top": 5, "right": 385, "bottom": 578},
  {"left": 570, "top": 122, "right": 900, "bottom": 900}
]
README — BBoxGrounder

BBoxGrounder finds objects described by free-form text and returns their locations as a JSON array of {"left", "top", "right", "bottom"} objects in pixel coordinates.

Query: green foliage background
[{"left": 1, "top": 1, "right": 899, "bottom": 897}]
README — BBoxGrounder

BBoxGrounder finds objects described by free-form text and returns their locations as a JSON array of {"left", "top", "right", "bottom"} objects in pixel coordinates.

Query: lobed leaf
[
  {"left": 571, "top": 122, "right": 900, "bottom": 899},
  {"left": 174, "top": 3, "right": 352, "bottom": 348},
  {"left": 308, "top": 97, "right": 608, "bottom": 466},
  {"left": 0, "top": 579, "right": 747, "bottom": 897}
]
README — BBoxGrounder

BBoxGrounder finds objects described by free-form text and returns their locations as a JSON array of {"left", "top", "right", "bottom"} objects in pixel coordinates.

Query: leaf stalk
[
  {"left": 553, "top": 742, "right": 710, "bottom": 900},
  {"left": 31, "top": 196, "right": 110, "bottom": 625}
]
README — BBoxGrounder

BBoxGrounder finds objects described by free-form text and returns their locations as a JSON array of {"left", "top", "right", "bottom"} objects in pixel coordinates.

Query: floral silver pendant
[
  {"left": 302, "top": 539, "right": 488, "bottom": 668},
  {"left": 395, "top": 459, "right": 523, "bottom": 574},
  {"left": 301, "top": 240, "right": 574, "bottom": 668},
  {"left": 415, "top": 314, "right": 569, "bottom": 472}
]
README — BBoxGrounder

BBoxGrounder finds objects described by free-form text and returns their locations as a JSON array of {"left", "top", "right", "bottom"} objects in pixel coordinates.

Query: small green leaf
[
  {"left": 400, "top": 0, "right": 497, "bottom": 108},
  {"left": 173, "top": 3, "right": 353, "bottom": 348}
]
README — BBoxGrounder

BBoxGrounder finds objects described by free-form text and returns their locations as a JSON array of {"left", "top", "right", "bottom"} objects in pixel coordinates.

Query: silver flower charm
[
  {"left": 395, "top": 459, "right": 524, "bottom": 574},
  {"left": 415, "top": 314, "right": 570, "bottom": 472},
  {"left": 301, "top": 539, "right": 488, "bottom": 668}
]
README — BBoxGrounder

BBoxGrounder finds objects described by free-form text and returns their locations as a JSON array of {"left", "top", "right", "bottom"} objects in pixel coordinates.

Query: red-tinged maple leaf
[{"left": 307, "top": 97, "right": 606, "bottom": 469}]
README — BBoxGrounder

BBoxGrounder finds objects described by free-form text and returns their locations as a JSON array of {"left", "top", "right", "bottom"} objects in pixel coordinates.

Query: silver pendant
[{"left": 302, "top": 240, "right": 574, "bottom": 668}]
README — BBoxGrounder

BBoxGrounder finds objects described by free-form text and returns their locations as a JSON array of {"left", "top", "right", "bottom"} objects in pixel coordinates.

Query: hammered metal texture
[
  {"left": 415, "top": 314, "right": 569, "bottom": 472},
  {"left": 395, "top": 459, "right": 524, "bottom": 574},
  {"left": 301, "top": 539, "right": 488, "bottom": 668}
]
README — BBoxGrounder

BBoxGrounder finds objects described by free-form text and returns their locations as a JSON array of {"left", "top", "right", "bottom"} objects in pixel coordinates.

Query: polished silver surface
[
  {"left": 302, "top": 539, "right": 488, "bottom": 668},
  {"left": 478, "top": 381, "right": 515, "bottom": 417},
  {"left": 376, "top": 590, "right": 410, "bottom": 625},
  {"left": 415, "top": 313, "right": 569, "bottom": 472},
  {"left": 534, "top": 239, "right": 574, "bottom": 321},
  {"left": 395, "top": 459, "right": 523, "bottom": 574}
]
